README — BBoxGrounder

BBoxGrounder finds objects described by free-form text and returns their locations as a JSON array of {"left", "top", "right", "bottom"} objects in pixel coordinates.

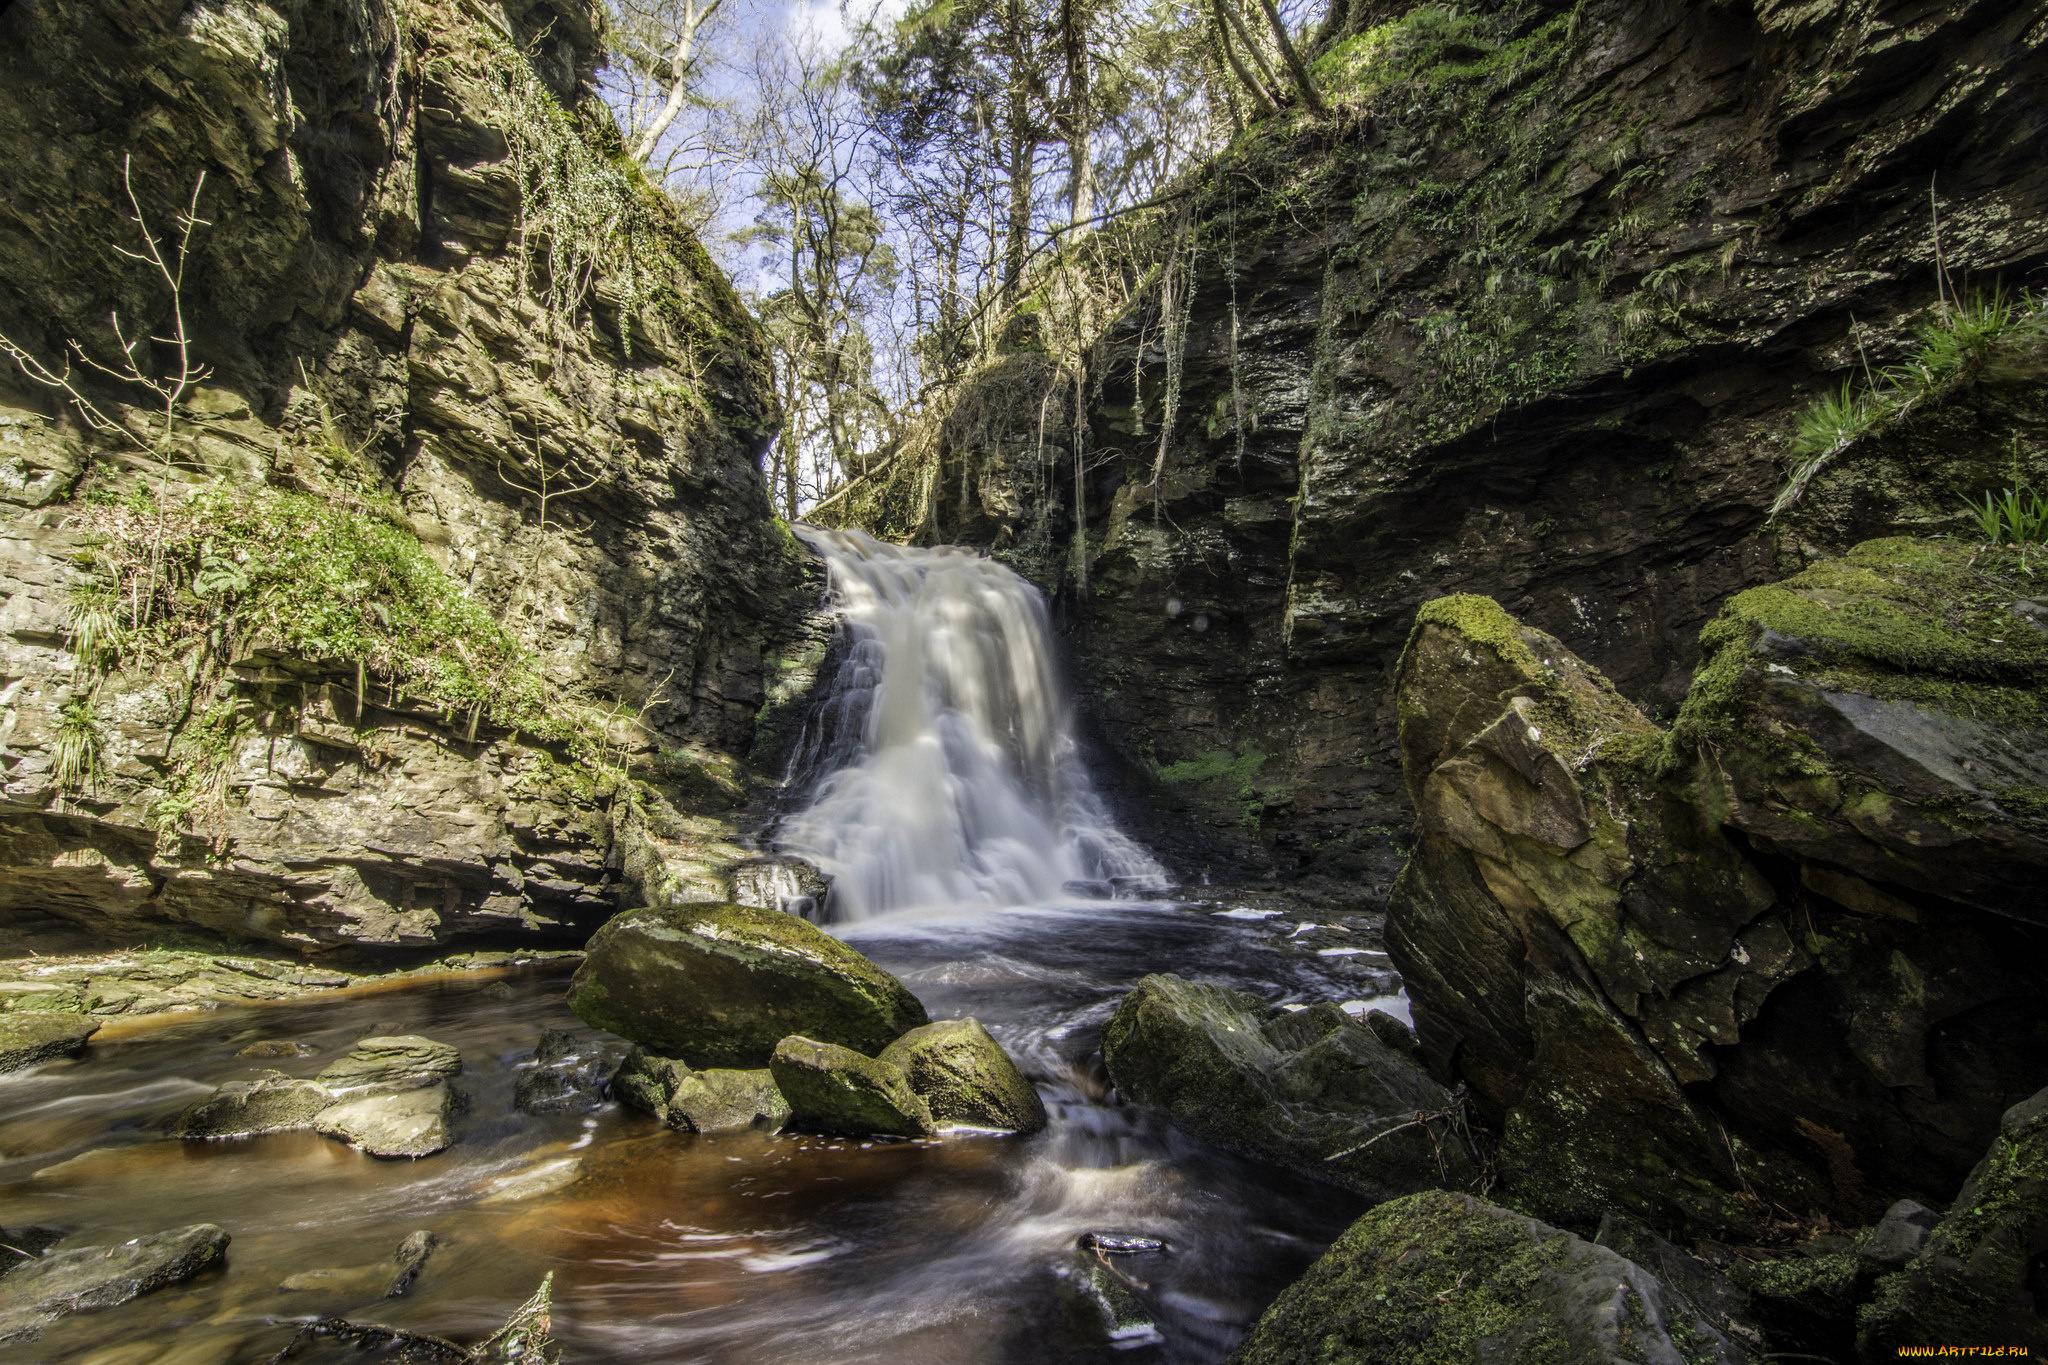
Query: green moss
[
  {"left": 1411, "top": 594, "right": 1548, "bottom": 682},
  {"left": 1234, "top": 1191, "right": 1580, "bottom": 1365}
]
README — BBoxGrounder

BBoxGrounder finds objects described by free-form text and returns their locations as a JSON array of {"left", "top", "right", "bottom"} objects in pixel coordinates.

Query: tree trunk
[{"left": 1255, "top": 0, "right": 1327, "bottom": 114}]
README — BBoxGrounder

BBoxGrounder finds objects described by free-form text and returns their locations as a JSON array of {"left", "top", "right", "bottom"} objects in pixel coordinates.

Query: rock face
[
  {"left": 1385, "top": 562, "right": 2048, "bottom": 1235},
  {"left": 613, "top": 1047, "right": 790, "bottom": 1133},
  {"left": 1234, "top": 1190, "right": 1745, "bottom": 1365},
  {"left": 879, "top": 1018, "right": 1046, "bottom": 1133},
  {"left": 567, "top": 902, "right": 929, "bottom": 1066},
  {"left": 1858, "top": 1086, "right": 2048, "bottom": 1360},
  {"left": 0, "top": 0, "right": 810, "bottom": 954},
  {"left": 769, "top": 1035, "right": 935, "bottom": 1138},
  {"left": 817, "top": 0, "right": 2048, "bottom": 890},
  {"left": 0, "top": 1012, "right": 98, "bottom": 1072},
  {"left": 1101, "top": 974, "right": 1474, "bottom": 1199},
  {"left": 0, "top": 1223, "right": 230, "bottom": 1345}
]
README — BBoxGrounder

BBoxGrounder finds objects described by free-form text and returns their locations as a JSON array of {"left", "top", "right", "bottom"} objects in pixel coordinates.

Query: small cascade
[{"left": 778, "top": 526, "right": 1165, "bottom": 919}]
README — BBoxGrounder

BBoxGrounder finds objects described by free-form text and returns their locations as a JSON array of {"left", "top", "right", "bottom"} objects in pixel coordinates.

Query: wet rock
[
  {"left": 1078, "top": 1233, "right": 1168, "bottom": 1255},
  {"left": 769, "top": 1036, "right": 934, "bottom": 1138},
  {"left": 170, "top": 1072, "right": 333, "bottom": 1139},
  {"left": 568, "top": 902, "right": 929, "bottom": 1067},
  {"left": 730, "top": 855, "right": 833, "bottom": 922},
  {"left": 1857, "top": 1199, "right": 1941, "bottom": 1270},
  {"left": 878, "top": 1018, "right": 1046, "bottom": 1133},
  {"left": 612, "top": 1047, "right": 789, "bottom": 1133},
  {"left": 1234, "top": 1190, "right": 1746, "bottom": 1365},
  {"left": 388, "top": 1230, "right": 439, "bottom": 1297},
  {"left": 1858, "top": 1086, "right": 2048, "bottom": 1360},
  {"left": 317, "top": 1036, "right": 464, "bottom": 1094},
  {"left": 1360, "top": 1009, "right": 1419, "bottom": 1061},
  {"left": 315, "top": 1084, "right": 457, "bottom": 1159},
  {"left": 0, "top": 1013, "right": 98, "bottom": 1073},
  {"left": 478, "top": 1157, "right": 584, "bottom": 1205},
  {"left": 1101, "top": 975, "right": 1474, "bottom": 1199},
  {"left": 236, "top": 1040, "right": 319, "bottom": 1058},
  {"left": 1061, "top": 1251, "right": 1159, "bottom": 1347},
  {"left": 513, "top": 1028, "right": 619, "bottom": 1115},
  {"left": 279, "top": 1263, "right": 392, "bottom": 1296},
  {"left": 0, "top": 1223, "right": 229, "bottom": 1345}
]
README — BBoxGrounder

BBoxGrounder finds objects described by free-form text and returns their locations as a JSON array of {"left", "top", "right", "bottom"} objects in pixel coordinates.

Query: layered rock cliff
[
  {"left": 0, "top": 0, "right": 812, "bottom": 953},
  {"left": 820, "top": 0, "right": 2048, "bottom": 886}
]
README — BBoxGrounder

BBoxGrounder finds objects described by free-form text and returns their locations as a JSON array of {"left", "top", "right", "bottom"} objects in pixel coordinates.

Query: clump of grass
[
  {"left": 65, "top": 579, "right": 124, "bottom": 669},
  {"left": 1964, "top": 486, "right": 2048, "bottom": 547},
  {"left": 1774, "top": 288, "right": 2047, "bottom": 515},
  {"left": 52, "top": 694, "right": 106, "bottom": 797}
]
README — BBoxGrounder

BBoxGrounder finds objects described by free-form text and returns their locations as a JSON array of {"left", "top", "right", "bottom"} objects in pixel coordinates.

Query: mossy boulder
[
  {"left": 568, "top": 902, "right": 929, "bottom": 1067},
  {"left": 1101, "top": 974, "right": 1474, "bottom": 1199},
  {"left": 878, "top": 1018, "right": 1046, "bottom": 1133},
  {"left": 0, "top": 1013, "right": 98, "bottom": 1072},
  {"left": 1857, "top": 1085, "right": 2048, "bottom": 1359},
  {"left": 613, "top": 1046, "right": 789, "bottom": 1133},
  {"left": 1674, "top": 537, "right": 2048, "bottom": 922},
  {"left": 769, "top": 1035, "right": 934, "bottom": 1138},
  {"left": 1386, "top": 588, "right": 2048, "bottom": 1234},
  {"left": 1231, "top": 1189, "right": 1748, "bottom": 1365}
]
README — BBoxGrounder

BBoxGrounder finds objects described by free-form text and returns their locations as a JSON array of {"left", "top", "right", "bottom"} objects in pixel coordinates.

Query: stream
[{"left": 3, "top": 531, "right": 1399, "bottom": 1362}]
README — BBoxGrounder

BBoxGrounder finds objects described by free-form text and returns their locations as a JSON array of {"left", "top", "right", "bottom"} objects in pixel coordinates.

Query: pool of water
[{"left": 0, "top": 900, "right": 1399, "bottom": 1364}]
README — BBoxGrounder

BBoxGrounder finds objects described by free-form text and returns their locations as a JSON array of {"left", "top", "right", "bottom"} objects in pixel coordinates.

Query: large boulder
[
  {"left": 613, "top": 1047, "right": 790, "bottom": 1133},
  {"left": 879, "top": 1018, "right": 1046, "bottom": 1133},
  {"left": 769, "top": 1035, "right": 934, "bottom": 1138},
  {"left": 1385, "top": 580, "right": 2048, "bottom": 1235},
  {"left": 0, "top": 1013, "right": 99, "bottom": 1073},
  {"left": 1857, "top": 1086, "right": 2048, "bottom": 1360},
  {"left": 0, "top": 1223, "right": 230, "bottom": 1345},
  {"left": 568, "top": 902, "right": 929, "bottom": 1067},
  {"left": 1231, "top": 1190, "right": 1747, "bottom": 1365},
  {"left": 1101, "top": 975, "right": 1475, "bottom": 1199}
]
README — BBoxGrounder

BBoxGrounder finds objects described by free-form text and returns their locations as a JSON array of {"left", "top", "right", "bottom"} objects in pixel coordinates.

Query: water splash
[{"left": 778, "top": 527, "right": 1165, "bottom": 919}]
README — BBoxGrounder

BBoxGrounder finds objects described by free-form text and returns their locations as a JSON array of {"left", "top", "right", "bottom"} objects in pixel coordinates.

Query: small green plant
[
  {"left": 1964, "top": 487, "right": 2048, "bottom": 546},
  {"left": 52, "top": 694, "right": 106, "bottom": 797},
  {"left": 65, "top": 579, "right": 124, "bottom": 669},
  {"left": 1775, "top": 287, "right": 2047, "bottom": 514}
]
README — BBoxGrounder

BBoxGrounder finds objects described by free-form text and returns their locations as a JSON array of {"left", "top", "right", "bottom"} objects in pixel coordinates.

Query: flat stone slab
[
  {"left": 315, "top": 1083, "right": 455, "bottom": 1159},
  {"left": 0, "top": 1013, "right": 100, "bottom": 1073},
  {"left": 0, "top": 1223, "right": 229, "bottom": 1344}
]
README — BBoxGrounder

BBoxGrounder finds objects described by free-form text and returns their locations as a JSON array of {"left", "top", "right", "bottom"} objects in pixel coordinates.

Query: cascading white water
[{"left": 778, "top": 526, "right": 1166, "bottom": 919}]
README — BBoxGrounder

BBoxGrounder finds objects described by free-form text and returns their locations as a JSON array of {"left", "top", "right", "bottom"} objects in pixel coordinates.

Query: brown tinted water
[{"left": 1, "top": 901, "right": 1399, "bottom": 1363}]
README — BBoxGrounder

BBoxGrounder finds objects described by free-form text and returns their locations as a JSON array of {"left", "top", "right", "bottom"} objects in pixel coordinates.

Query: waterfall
[{"left": 777, "top": 527, "right": 1166, "bottom": 920}]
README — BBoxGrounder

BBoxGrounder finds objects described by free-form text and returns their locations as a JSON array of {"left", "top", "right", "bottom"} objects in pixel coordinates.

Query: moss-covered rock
[
  {"left": 315, "top": 1036, "right": 463, "bottom": 1094},
  {"left": 568, "top": 902, "right": 929, "bottom": 1067},
  {"left": 1674, "top": 537, "right": 2048, "bottom": 923},
  {"left": 1857, "top": 1086, "right": 2048, "bottom": 1360},
  {"left": 769, "top": 1035, "right": 934, "bottom": 1138},
  {"left": 612, "top": 1046, "right": 788, "bottom": 1133},
  {"left": 1387, "top": 585, "right": 2048, "bottom": 1232},
  {"left": 0, "top": 1012, "right": 98, "bottom": 1072},
  {"left": 878, "top": 1017, "right": 1046, "bottom": 1133},
  {"left": 170, "top": 1072, "right": 333, "bottom": 1139},
  {"left": 1101, "top": 974, "right": 1474, "bottom": 1198},
  {"left": 1231, "top": 1189, "right": 1748, "bottom": 1365}
]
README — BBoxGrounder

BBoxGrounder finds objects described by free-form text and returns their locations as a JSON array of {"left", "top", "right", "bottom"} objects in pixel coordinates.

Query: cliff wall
[
  {"left": 0, "top": 0, "right": 814, "bottom": 954},
  {"left": 822, "top": 0, "right": 2048, "bottom": 887}
]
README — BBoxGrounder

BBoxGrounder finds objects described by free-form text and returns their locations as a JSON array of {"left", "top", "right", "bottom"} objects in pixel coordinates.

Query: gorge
[{"left": 2, "top": 0, "right": 2046, "bottom": 1360}]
